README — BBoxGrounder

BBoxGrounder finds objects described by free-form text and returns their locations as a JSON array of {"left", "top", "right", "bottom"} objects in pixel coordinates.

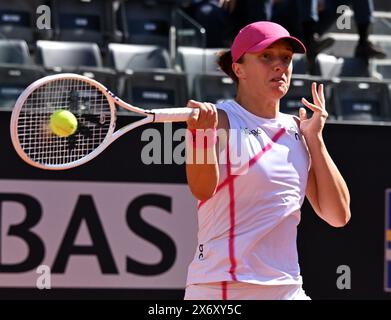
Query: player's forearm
[
  {"left": 306, "top": 135, "right": 351, "bottom": 227},
  {"left": 186, "top": 146, "right": 219, "bottom": 201}
]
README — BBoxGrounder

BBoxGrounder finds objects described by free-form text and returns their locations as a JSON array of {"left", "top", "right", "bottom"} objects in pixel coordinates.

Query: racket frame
[{"left": 10, "top": 73, "right": 155, "bottom": 170}]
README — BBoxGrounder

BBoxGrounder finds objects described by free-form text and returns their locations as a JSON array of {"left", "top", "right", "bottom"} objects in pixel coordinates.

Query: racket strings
[{"left": 17, "top": 78, "right": 112, "bottom": 166}]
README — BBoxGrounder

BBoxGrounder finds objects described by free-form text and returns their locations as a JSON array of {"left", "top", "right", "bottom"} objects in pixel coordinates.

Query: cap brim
[{"left": 246, "top": 36, "right": 307, "bottom": 54}]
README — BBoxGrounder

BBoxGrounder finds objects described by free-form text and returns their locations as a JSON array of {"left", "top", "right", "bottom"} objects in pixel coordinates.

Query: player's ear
[{"left": 232, "top": 62, "right": 245, "bottom": 79}]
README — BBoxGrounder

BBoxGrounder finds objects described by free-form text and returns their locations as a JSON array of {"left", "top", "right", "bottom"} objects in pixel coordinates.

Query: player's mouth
[{"left": 270, "top": 77, "right": 286, "bottom": 84}]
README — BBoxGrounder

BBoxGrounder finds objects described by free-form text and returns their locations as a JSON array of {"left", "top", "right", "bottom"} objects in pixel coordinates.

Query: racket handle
[{"left": 151, "top": 107, "right": 200, "bottom": 123}]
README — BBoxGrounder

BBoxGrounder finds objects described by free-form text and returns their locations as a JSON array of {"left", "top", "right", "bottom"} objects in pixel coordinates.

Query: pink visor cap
[{"left": 231, "top": 21, "right": 306, "bottom": 63}]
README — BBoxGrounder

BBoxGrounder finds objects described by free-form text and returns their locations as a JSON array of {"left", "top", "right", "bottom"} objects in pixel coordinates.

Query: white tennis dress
[{"left": 185, "top": 100, "right": 310, "bottom": 300}]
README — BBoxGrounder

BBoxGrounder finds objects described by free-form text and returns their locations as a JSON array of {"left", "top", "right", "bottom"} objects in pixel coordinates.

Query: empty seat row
[
  {"left": 322, "top": 33, "right": 391, "bottom": 58},
  {"left": 281, "top": 75, "right": 391, "bottom": 122},
  {"left": 4, "top": 39, "right": 391, "bottom": 81},
  {"left": 0, "top": 39, "right": 174, "bottom": 69},
  {"left": 289, "top": 53, "right": 391, "bottom": 80},
  {"left": 0, "top": 62, "right": 390, "bottom": 123},
  {"left": 0, "top": 64, "right": 188, "bottom": 109},
  {"left": 0, "top": 39, "right": 390, "bottom": 122},
  {"left": 0, "top": 0, "right": 185, "bottom": 48}
]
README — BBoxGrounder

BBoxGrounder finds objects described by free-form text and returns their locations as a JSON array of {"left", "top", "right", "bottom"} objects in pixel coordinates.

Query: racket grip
[{"left": 151, "top": 107, "right": 200, "bottom": 123}]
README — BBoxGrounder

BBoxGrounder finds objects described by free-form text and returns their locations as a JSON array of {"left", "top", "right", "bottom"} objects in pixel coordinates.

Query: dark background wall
[
  {"left": 299, "top": 120, "right": 391, "bottom": 300},
  {"left": 0, "top": 111, "right": 390, "bottom": 300}
]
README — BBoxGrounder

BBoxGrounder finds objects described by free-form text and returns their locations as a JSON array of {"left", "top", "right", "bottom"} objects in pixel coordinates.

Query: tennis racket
[{"left": 10, "top": 73, "right": 198, "bottom": 170}]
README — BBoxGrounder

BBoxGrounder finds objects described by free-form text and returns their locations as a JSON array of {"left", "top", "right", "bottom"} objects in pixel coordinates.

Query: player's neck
[{"left": 236, "top": 89, "right": 279, "bottom": 119}]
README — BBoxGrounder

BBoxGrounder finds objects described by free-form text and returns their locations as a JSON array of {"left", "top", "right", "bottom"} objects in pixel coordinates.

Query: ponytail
[{"left": 217, "top": 50, "right": 243, "bottom": 84}]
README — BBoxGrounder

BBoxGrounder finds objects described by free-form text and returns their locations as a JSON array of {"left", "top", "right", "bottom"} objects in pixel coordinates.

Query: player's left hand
[{"left": 299, "top": 82, "right": 328, "bottom": 139}]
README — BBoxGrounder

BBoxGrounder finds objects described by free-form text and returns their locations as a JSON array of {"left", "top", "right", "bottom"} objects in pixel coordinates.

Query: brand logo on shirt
[
  {"left": 198, "top": 244, "right": 205, "bottom": 260},
  {"left": 288, "top": 126, "right": 300, "bottom": 141},
  {"left": 242, "top": 126, "right": 300, "bottom": 141},
  {"left": 241, "top": 127, "right": 263, "bottom": 137}
]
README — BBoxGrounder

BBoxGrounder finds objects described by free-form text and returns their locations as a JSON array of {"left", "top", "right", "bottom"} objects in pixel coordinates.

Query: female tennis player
[{"left": 184, "top": 21, "right": 351, "bottom": 300}]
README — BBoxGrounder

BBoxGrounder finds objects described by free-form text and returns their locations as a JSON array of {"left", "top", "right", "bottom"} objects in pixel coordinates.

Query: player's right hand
[{"left": 186, "top": 100, "right": 218, "bottom": 130}]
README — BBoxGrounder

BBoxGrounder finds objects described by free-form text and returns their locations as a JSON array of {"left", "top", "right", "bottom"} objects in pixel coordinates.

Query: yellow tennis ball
[{"left": 49, "top": 109, "right": 78, "bottom": 137}]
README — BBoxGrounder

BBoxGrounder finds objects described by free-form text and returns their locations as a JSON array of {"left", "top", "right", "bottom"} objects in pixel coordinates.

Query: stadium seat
[
  {"left": 36, "top": 40, "right": 103, "bottom": 68},
  {"left": 36, "top": 40, "right": 117, "bottom": 92},
  {"left": 317, "top": 54, "right": 370, "bottom": 78},
  {"left": 122, "top": 70, "right": 188, "bottom": 110},
  {"left": 177, "top": 46, "right": 224, "bottom": 94},
  {"left": 50, "top": 0, "right": 120, "bottom": 46},
  {"left": 108, "top": 43, "right": 172, "bottom": 72},
  {"left": 119, "top": 0, "right": 174, "bottom": 47},
  {"left": 316, "top": 54, "right": 343, "bottom": 78},
  {"left": 0, "top": 1, "right": 51, "bottom": 46},
  {"left": 177, "top": 46, "right": 222, "bottom": 74},
  {"left": 338, "top": 58, "right": 372, "bottom": 78},
  {"left": 76, "top": 68, "right": 117, "bottom": 93},
  {"left": 292, "top": 54, "right": 311, "bottom": 75},
  {"left": 193, "top": 72, "right": 235, "bottom": 103},
  {"left": 322, "top": 34, "right": 358, "bottom": 57},
  {"left": 0, "top": 64, "right": 44, "bottom": 109},
  {"left": 331, "top": 78, "right": 391, "bottom": 121},
  {"left": 0, "top": 39, "right": 31, "bottom": 65},
  {"left": 372, "top": 59, "right": 391, "bottom": 80}
]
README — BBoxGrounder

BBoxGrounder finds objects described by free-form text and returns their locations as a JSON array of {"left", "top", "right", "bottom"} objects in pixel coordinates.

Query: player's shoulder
[
  {"left": 217, "top": 109, "right": 229, "bottom": 130},
  {"left": 215, "top": 100, "right": 234, "bottom": 131}
]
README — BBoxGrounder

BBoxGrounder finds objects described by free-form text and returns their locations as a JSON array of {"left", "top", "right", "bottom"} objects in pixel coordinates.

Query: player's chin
[{"left": 270, "top": 84, "right": 289, "bottom": 99}]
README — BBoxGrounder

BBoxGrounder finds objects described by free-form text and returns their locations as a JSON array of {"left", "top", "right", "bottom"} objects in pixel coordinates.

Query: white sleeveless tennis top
[{"left": 186, "top": 100, "right": 310, "bottom": 286}]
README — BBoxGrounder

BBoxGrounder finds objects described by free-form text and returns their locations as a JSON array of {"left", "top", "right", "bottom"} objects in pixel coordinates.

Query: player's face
[{"left": 238, "top": 40, "right": 293, "bottom": 100}]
